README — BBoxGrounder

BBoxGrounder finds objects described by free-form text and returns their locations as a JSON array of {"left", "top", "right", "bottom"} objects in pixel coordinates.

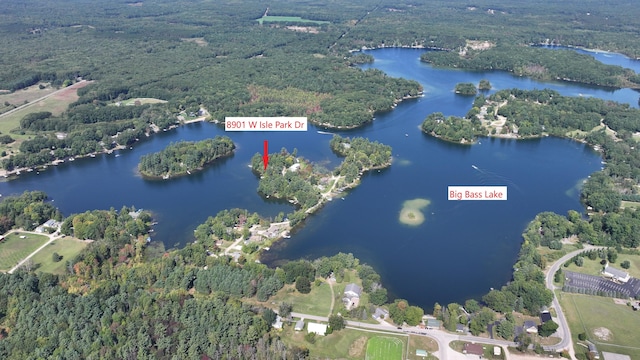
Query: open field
[
  {"left": 0, "top": 81, "right": 92, "bottom": 153},
  {"left": 30, "top": 237, "right": 88, "bottom": 274},
  {"left": 270, "top": 281, "right": 333, "bottom": 317},
  {"left": 563, "top": 253, "right": 640, "bottom": 279},
  {"left": 558, "top": 292, "right": 640, "bottom": 359},
  {"left": 256, "top": 16, "right": 330, "bottom": 25},
  {"left": 0, "top": 83, "right": 57, "bottom": 114},
  {"left": 0, "top": 232, "right": 50, "bottom": 271},
  {"left": 279, "top": 325, "right": 407, "bottom": 359},
  {"left": 365, "top": 336, "right": 403, "bottom": 360},
  {"left": 407, "top": 335, "right": 438, "bottom": 360}
]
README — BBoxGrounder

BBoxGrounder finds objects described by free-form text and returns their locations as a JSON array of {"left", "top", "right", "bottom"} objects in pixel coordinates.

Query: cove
[{"left": 0, "top": 48, "right": 620, "bottom": 310}]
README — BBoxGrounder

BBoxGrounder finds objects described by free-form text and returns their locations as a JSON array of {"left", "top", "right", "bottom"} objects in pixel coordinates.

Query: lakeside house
[
  {"left": 343, "top": 283, "right": 362, "bottom": 310},
  {"left": 35, "top": 219, "right": 61, "bottom": 233},
  {"left": 426, "top": 319, "right": 441, "bottom": 329},
  {"left": 372, "top": 307, "right": 388, "bottom": 321},
  {"left": 603, "top": 264, "right": 630, "bottom": 283}
]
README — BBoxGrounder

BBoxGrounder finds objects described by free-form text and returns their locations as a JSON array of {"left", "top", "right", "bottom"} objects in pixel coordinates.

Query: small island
[
  {"left": 399, "top": 198, "right": 431, "bottom": 226},
  {"left": 138, "top": 136, "right": 235, "bottom": 178},
  {"left": 454, "top": 82, "right": 478, "bottom": 96},
  {"left": 478, "top": 79, "right": 492, "bottom": 90}
]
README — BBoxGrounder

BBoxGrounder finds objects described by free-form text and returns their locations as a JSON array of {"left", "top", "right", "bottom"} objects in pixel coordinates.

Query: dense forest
[
  {"left": 329, "top": 135, "right": 392, "bottom": 183},
  {"left": 454, "top": 82, "right": 478, "bottom": 96},
  {"left": 138, "top": 136, "right": 235, "bottom": 178},
  {"left": 0, "top": 190, "right": 395, "bottom": 358},
  {"left": 0, "top": 191, "right": 61, "bottom": 233},
  {"left": 421, "top": 45, "right": 638, "bottom": 88}
]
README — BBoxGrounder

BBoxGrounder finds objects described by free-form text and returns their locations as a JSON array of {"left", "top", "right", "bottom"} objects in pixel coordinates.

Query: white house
[
  {"left": 603, "top": 264, "right": 630, "bottom": 283},
  {"left": 307, "top": 322, "right": 327, "bottom": 336}
]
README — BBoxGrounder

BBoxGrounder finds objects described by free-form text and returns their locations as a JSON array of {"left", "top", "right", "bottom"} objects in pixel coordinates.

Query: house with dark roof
[
  {"left": 524, "top": 320, "right": 538, "bottom": 334},
  {"left": 294, "top": 319, "right": 305, "bottom": 331},
  {"left": 603, "top": 264, "right": 630, "bottom": 283},
  {"left": 463, "top": 343, "right": 484, "bottom": 357},
  {"left": 540, "top": 310, "right": 552, "bottom": 324}
]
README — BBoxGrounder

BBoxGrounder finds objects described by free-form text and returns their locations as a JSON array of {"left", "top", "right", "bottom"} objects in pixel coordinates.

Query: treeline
[
  {"left": 329, "top": 135, "right": 392, "bottom": 183},
  {"left": 138, "top": 136, "right": 235, "bottom": 178},
  {"left": 0, "top": 191, "right": 61, "bottom": 233},
  {"left": 421, "top": 45, "right": 636, "bottom": 88},
  {"left": 421, "top": 112, "right": 483, "bottom": 143},
  {"left": 2, "top": 103, "right": 178, "bottom": 170}
]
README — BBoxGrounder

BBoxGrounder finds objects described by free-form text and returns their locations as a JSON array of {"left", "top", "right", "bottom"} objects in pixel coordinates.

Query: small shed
[{"left": 295, "top": 319, "right": 305, "bottom": 331}]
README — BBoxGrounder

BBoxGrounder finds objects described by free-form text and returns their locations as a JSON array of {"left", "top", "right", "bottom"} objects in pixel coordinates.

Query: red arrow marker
[{"left": 262, "top": 140, "right": 269, "bottom": 170}]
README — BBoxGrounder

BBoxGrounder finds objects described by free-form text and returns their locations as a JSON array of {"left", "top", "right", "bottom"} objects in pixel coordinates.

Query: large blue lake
[{"left": 1, "top": 47, "right": 637, "bottom": 309}]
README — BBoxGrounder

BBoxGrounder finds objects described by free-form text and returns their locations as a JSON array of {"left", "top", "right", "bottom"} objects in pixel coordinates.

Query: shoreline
[{"left": 138, "top": 150, "right": 235, "bottom": 180}]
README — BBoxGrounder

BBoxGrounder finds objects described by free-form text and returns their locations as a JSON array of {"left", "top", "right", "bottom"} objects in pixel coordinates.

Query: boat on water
[
  {"left": 317, "top": 130, "right": 333, "bottom": 135},
  {"left": 471, "top": 165, "right": 478, "bottom": 170}
]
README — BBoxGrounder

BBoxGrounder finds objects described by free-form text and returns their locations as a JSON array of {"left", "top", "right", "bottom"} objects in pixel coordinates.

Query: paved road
[
  {"left": 543, "top": 245, "right": 605, "bottom": 358},
  {"left": 290, "top": 311, "right": 516, "bottom": 360},
  {"left": 7, "top": 230, "right": 62, "bottom": 274}
]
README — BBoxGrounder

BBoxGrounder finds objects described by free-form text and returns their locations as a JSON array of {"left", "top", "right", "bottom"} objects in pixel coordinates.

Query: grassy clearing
[
  {"left": 407, "top": 335, "right": 438, "bottom": 360},
  {"left": 621, "top": 200, "right": 640, "bottom": 209},
  {"left": 563, "top": 253, "right": 640, "bottom": 279},
  {"left": 0, "top": 232, "right": 50, "bottom": 271},
  {"left": 270, "top": 281, "right": 333, "bottom": 317},
  {"left": 279, "top": 325, "right": 406, "bottom": 359},
  {"left": 365, "top": 336, "right": 403, "bottom": 360},
  {"left": 0, "top": 84, "right": 56, "bottom": 114},
  {"left": 119, "top": 98, "right": 168, "bottom": 105},
  {"left": 30, "top": 237, "right": 87, "bottom": 274},
  {"left": 558, "top": 292, "right": 640, "bottom": 359},
  {"left": 256, "top": 16, "right": 330, "bottom": 25}
]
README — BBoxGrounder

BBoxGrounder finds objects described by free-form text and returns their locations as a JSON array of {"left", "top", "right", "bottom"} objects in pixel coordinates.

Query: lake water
[{"left": 1, "top": 47, "right": 637, "bottom": 309}]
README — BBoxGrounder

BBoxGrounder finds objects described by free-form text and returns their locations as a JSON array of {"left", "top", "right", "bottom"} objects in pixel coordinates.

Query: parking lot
[{"left": 563, "top": 271, "right": 640, "bottom": 298}]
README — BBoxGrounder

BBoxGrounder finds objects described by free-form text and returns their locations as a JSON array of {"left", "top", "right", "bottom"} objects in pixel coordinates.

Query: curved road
[{"left": 543, "top": 245, "right": 605, "bottom": 358}]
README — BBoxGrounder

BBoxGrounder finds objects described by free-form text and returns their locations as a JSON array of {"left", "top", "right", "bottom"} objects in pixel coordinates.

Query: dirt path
[
  {"left": 327, "top": 278, "right": 336, "bottom": 317},
  {"left": 8, "top": 231, "right": 62, "bottom": 274}
]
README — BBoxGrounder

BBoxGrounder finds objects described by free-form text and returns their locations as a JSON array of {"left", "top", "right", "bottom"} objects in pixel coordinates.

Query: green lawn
[
  {"left": 271, "top": 281, "right": 333, "bottom": 317},
  {"left": 563, "top": 253, "right": 640, "bottom": 279},
  {"left": 279, "top": 325, "right": 406, "bottom": 359},
  {"left": 365, "top": 336, "right": 403, "bottom": 360},
  {"left": 30, "top": 237, "right": 88, "bottom": 274},
  {"left": 256, "top": 16, "right": 330, "bottom": 25},
  {"left": 407, "top": 335, "right": 438, "bottom": 360},
  {"left": 558, "top": 292, "right": 640, "bottom": 359},
  {"left": 0, "top": 232, "right": 50, "bottom": 271}
]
